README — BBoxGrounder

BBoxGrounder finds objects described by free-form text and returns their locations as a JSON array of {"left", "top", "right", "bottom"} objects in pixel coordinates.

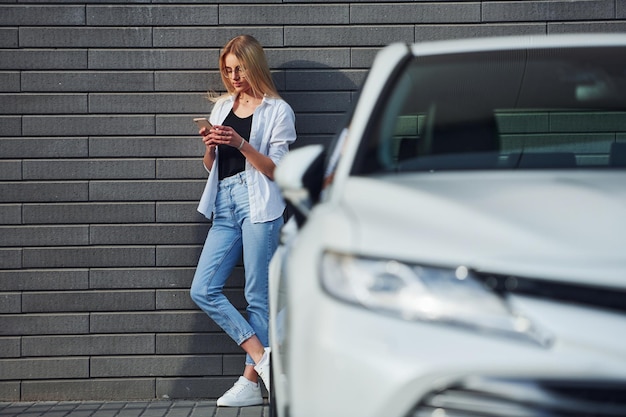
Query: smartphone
[{"left": 193, "top": 117, "right": 213, "bottom": 130}]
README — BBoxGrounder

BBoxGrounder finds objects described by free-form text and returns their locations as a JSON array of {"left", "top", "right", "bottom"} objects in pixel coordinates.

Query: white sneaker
[
  {"left": 216, "top": 376, "right": 263, "bottom": 407},
  {"left": 254, "top": 347, "right": 271, "bottom": 394}
]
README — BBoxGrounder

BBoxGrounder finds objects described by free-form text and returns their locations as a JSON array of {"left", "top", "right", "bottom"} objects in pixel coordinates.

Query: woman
[{"left": 190, "top": 35, "right": 296, "bottom": 407}]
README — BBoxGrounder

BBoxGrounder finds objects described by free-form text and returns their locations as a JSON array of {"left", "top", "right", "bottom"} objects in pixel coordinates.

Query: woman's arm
[
  {"left": 239, "top": 139, "right": 276, "bottom": 179},
  {"left": 206, "top": 125, "right": 276, "bottom": 179}
]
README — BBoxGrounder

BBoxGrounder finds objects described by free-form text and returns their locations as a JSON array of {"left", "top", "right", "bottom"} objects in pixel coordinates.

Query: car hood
[{"left": 335, "top": 171, "right": 626, "bottom": 287}]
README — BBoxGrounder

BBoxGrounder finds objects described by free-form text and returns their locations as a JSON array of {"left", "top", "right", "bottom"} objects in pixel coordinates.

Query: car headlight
[{"left": 320, "top": 252, "right": 553, "bottom": 347}]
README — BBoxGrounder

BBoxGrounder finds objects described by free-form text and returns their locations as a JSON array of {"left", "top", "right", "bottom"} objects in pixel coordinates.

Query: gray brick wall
[{"left": 1, "top": 0, "right": 624, "bottom": 402}]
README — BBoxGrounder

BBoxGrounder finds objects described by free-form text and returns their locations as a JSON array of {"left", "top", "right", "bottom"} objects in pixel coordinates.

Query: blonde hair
[{"left": 209, "top": 35, "right": 280, "bottom": 102}]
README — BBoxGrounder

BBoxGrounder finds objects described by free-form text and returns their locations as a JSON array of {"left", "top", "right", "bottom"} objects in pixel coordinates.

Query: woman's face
[{"left": 223, "top": 53, "right": 251, "bottom": 95}]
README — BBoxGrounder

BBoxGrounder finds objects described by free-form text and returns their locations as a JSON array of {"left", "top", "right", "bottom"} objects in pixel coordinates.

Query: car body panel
[{"left": 342, "top": 172, "right": 626, "bottom": 285}]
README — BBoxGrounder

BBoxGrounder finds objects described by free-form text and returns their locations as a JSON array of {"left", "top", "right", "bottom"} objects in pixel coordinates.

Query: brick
[
  {"left": 0, "top": 117, "right": 21, "bottom": 136},
  {"left": 157, "top": 377, "right": 233, "bottom": 400},
  {"left": 22, "top": 246, "right": 156, "bottom": 268},
  {"left": 156, "top": 333, "right": 238, "bottom": 355},
  {"left": 154, "top": 71, "right": 218, "bottom": 92},
  {"left": 19, "top": 28, "right": 152, "bottom": 48},
  {"left": 0, "top": 204, "right": 21, "bottom": 225},
  {"left": 273, "top": 72, "right": 286, "bottom": 91},
  {"left": 157, "top": 288, "right": 245, "bottom": 311},
  {"left": 23, "top": 115, "right": 154, "bottom": 136},
  {"left": 0, "top": 358, "right": 89, "bottom": 380},
  {"left": 0, "top": 71, "right": 20, "bottom": 92},
  {"left": 285, "top": 25, "right": 414, "bottom": 47},
  {"left": 220, "top": 5, "right": 348, "bottom": 25},
  {"left": 22, "top": 334, "right": 155, "bottom": 356},
  {"left": 89, "top": 268, "right": 195, "bottom": 290},
  {"left": 0, "top": 94, "right": 87, "bottom": 114},
  {"left": 157, "top": 117, "right": 214, "bottom": 137},
  {"left": 0, "top": 269, "right": 89, "bottom": 291},
  {"left": 0, "top": 5, "right": 85, "bottom": 25},
  {"left": 0, "top": 50, "right": 87, "bottom": 70},
  {"left": 90, "top": 355, "right": 221, "bottom": 377},
  {"left": 223, "top": 354, "right": 247, "bottom": 375},
  {"left": 23, "top": 202, "right": 156, "bottom": 224},
  {"left": 90, "top": 224, "right": 206, "bottom": 245},
  {"left": 0, "top": 182, "right": 89, "bottom": 203},
  {"left": 90, "top": 311, "right": 220, "bottom": 333},
  {"left": 0, "top": 225, "right": 88, "bottom": 247},
  {"left": 0, "top": 137, "right": 88, "bottom": 158},
  {"left": 265, "top": 48, "right": 351, "bottom": 69},
  {"left": 156, "top": 202, "right": 207, "bottom": 223},
  {"left": 89, "top": 93, "right": 208, "bottom": 114},
  {"left": 551, "top": 112, "right": 626, "bottom": 132},
  {"left": 497, "top": 113, "right": 549, "bottom": 134},
  {"left": 510, "top": 134, "right": 612, "bottom": 154},
  {"left": 22, "top": 290, "right": 155, "bottom": 313},
  {"left": 153, "top": 28, "right": 283, "bottom": 48},
  {"left": 285, "top": 69, "right": 364, "bottom": 91},
  {"left": 156, "top": 159, "right": 206, "bottom": 179},
  {"left": 0, "top": 313, "right": 89, "bottom": 336},
  {"left": 88, "top": 49, "right": 217, "bottom": 71},
  {"left": 22, "top": 379, "right": 156, "bottom": 401},
  {"left": 89, "top": 180, "right": 204, "bottom": 201},
  {"left": 351, "top": 3, "right": 480, "bottom": 24},
  {"left": 0, "top": 337, "right": 21, "bottom": 358},
  {"left": 282, "top": 91, "right": 351, "bottom": 113},
  {"left": 416, "top": 23, "right": 547, "bottom": 42},
  {"left": 156, "top": 290, "right": 195, "bottom": 310},
  {"left": 86, "top": 5, "right": 218, "bottom": 26},
  {"left": 223, "top": 289, "right": 247, "bottom": 309},
  {"left": 0, "top": 293, "right": 21, "bottom": 314},
  {"left": 0, "top": 160, "right": 21, "bottom": 180},
  {"left": 0, "top": 249, "right": 22, "bottom": 269},
  {"left": 548, "top": 21, "right": 626, "bottom": 34},
  {"left": 21, "top": 71, "right": 154, "bottom": 92},
  {"left": 90, "top": 137, "right": 204, "bottom": 158},
  {"left": 0, "top": 28, "right": 18, "bottom": 48},
  {"left": 296, "top": 113, "right": 347, "bottom": 135},
  {"left": 483, "top": 0, "right": 614, "bottom": 22},
  {"left": 23, "top": 159, "right": 156, "bottom": 180},
  {"left": 0, "top": 382, "right": 20, "bottom": 402},
  {"left": 156, "top": 245, "right": 203, "bottom": 267}
]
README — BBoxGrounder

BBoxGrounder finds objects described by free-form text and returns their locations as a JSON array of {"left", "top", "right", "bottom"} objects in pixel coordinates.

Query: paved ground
[{"left": 0, "top": 401, "right": 269, "bottom": 417}]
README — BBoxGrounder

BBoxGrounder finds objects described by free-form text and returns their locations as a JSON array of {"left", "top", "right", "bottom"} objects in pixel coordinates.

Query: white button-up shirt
[{"left": 197, "top": 94, "right": 297, "bottom": 223}]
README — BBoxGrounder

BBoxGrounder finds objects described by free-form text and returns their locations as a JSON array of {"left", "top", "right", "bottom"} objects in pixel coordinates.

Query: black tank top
[{"left": 218, "top": 109, "right": 253, "bottom": 180}]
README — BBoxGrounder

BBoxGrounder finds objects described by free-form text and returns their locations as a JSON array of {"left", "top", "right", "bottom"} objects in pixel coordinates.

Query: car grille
[
  {"left": 410, "top": 377, "right": 626, "bottom": 417},
  {"left": 474, "top": 272, "right": 626, "bottom": 315}
]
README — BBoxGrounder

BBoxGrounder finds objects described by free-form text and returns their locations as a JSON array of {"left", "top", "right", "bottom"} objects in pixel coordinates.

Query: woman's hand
[
  {"left": 201, "top": 125, "right": 244, "bottom": 149},
  {"left": 199, "top": 124, "right": 276, "bottom": 179},
  {"left": 199, "top": 126, "right": 216, "bottom": 152}
]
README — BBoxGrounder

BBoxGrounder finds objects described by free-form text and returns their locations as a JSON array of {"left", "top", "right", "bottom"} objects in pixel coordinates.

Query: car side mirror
[{"left": 275, "top": 145, "right": 325, "bottom": 227}]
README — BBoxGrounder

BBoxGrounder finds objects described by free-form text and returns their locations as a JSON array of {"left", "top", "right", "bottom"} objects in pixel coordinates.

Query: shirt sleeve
[{"left": 267, "top": 101, "right": 297, "bottom": 166}]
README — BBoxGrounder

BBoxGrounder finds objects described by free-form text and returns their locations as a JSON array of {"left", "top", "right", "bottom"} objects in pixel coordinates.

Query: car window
[{"left": 353, "top": 47, "right": 626, "bottom": 175}]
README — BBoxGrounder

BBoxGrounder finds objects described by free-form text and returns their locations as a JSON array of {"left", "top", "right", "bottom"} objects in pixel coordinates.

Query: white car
[{"left": 269, "top": 34, "right": 626, "bottom": 417}]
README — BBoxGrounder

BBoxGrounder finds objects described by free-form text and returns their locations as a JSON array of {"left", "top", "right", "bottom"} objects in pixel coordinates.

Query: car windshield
[{"left": 353, "top": 45, "right": 626, "bottom": 175}]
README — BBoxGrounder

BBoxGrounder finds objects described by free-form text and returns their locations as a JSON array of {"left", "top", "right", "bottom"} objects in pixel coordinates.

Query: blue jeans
[{"left": 190, "top": 172, "right": 283, "bottom": 366}]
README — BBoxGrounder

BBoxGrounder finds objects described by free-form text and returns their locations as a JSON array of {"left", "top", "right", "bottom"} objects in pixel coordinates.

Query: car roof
[{"left": 409, "top": 33, "right": 626, "bottom": 57}]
